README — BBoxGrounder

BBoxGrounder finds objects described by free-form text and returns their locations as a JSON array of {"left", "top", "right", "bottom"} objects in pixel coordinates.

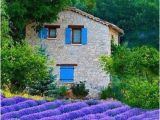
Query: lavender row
[
  {"left": 78, "top": 114, "right": 115, "bottom": 120},
  {"left": 20, "top": 102, "right": 89, "bottom": 120},
  {"left": 114, "top": 108, "right": 144, "bottom": 120},
  {"left": 84, "top": 99, "right": 101, "bottom": 106},
  {"left": 76, "top": 113, "right": 115, "bottom": 120},
  {"left": 76, "top": 105, "right": 131, "bottom": 120},
  {"left": 104, "top": 105, "right": 131, "bottom": 116},
  {"left": 128, "top": 109, "right": 159, "bottom": 120},
  {"left": 40, "top": 101, "right": 123, "bottom": 120},
  {"left": 1, "top": 100, "right": 66, "bottom": 120},
  {"left": 1, "top": 99, "right": 46, "bottom": 114},
  {"left": 1, "top": 96, "right": 27, "bottom": 107}
]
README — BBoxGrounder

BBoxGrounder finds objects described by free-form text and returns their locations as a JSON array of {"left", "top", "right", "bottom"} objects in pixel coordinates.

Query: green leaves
[
  {"left": 1, "top": 41, "right": 49, "bottom": 93},
  {"left": 95, "top": 0, "right": 158, "bottom": 49},
  {"left": 99, "top": 45, "right": 159, "bottom": 108},
  {"left": 123, "top": 78, "right": 159, "bottom": 109},
  {"left": 6, "top": 0, "right": 71, "bottom": 41}
]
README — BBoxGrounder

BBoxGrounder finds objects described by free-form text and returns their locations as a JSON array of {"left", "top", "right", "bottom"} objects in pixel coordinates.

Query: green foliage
[
  {"left": 71, "top": 81, "right": 89, "bottom": 98},
  {"left": 6, "top": 0, "right": 71, "bottom": 41},
  {"left": 100, "top": 45, "right": 159, "bottom": 109},
  {"left": 94, "top": 0, "right": 158, "bottom": 49},
  {"left": 57, "top": 86, "right": 67, "bottom": 97},
  {"left": 72, "top": 0, "right": 96, "bottom": 13},
  {"left": 100, "top": 86, "right": 114, "bottom": 99},
  {"left": 27, "top": 42, "right": 57, "bottom": 97},
  {"left": 1, "top": 41, "right": 49, "bottom": 93},
  {"left": 123, "top": 78, "right": 159, "bottom": 109},
  {"left": 6, "top": 0, "right": 96, "bottom": 41},
  {"left": 1, "top": 1, "right": 53, "bottom": 94},
  {"left": 100, "top": 45, "right": 159, "bottom": 79}
]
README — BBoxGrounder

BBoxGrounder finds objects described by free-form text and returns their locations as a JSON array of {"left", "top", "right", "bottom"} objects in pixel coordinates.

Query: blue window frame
[{"left": 60, "top": 66, "right": 74, "bottom": 82}]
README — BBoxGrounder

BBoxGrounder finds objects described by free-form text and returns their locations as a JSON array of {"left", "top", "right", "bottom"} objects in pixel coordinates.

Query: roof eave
[{"left": 64, "top": 7, "right": 124, "bottom": 34}]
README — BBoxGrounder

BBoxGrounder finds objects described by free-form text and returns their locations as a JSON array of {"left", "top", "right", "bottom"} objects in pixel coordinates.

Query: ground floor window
[{"left": 57, "top": 64, "right": 77, "bottom": 82}]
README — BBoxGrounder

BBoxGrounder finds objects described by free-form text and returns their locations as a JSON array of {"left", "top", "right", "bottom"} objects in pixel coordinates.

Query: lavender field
[{"left": 1, "top": 95, "right": 159, "bottom": 120}]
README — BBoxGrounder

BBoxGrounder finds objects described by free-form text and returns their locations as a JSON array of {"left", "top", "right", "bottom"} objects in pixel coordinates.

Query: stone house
[{"left": 26, "top": 7, "right": 124, "bottom": 97}]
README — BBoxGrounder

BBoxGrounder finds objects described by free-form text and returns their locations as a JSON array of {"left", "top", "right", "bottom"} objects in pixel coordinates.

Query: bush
[
  {"left": 100, "top": 45, "right": 159, "bottom": 109},
  {"left": 100, "top": 86, "right": 114, "bottom": 99},
  {"left": 122, "top": 78, "right": 159, "bottom": 109},
  {"left": 1, "top": 41, "right": 50, "bottom": 93},
  {"left": 71, "top": 81, "right": 89, "bottom": 98},
  {"left": 57, "top": 86, "right": 67, "bottom": 97}
]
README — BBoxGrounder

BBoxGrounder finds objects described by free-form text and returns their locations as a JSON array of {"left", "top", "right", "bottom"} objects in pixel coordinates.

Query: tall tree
[
  {"left": 94, "top": 0, "right": 158, "bottom": 49},
  {"left": 6, "top": 0, "right": 96, "bottom": 41}
]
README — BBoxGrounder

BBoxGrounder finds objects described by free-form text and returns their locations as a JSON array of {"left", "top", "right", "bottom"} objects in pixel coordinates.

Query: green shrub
[
  {"left": 122, "top": 78, "right": 159, "bottom": 109},
  {"left": 28, "top": 46, "right": 57, "bottom": 97},
  {"left": 99, "top": 45, "right": 159, "bottom": 109},
  {"left": 71, "top": 81, "right": 89, "bottom": 98},
  {"left": 100, "top": 86, "right": 114, "bottom": 99},
  {"left": 1, "top": 41, "right": 50, "bottom": 93},
  {"left": 57, "top": 86, "right": 68, "bottom": 97}
]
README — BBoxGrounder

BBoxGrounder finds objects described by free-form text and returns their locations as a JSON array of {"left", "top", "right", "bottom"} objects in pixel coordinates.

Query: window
[
  {"left": 68, "top": 25, "right": 84, "bottom": 44},
  {"left": 49, "top": 28, "right": 56, "bottom": 38},
  {"left": 57, "top": 64, "right": 77, "bottom": 83},
  {"left": 45, "top": 25, "right": 60, "bottom": 39},
  {"left": 72, "top": 28, "right": 81, "bottom": 44}
]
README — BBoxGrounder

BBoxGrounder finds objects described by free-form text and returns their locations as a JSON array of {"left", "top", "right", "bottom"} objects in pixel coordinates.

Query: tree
[
  {"left": 94, "top": 0, "right": 158, "bottom": 49},
  {"left": 6, "top": 0, "right": 96, "bottom": 41},
  {"left": 1, "top": 0, "right": 51, "bottom": 93},
  {"left": 99, "top": 45, "right": 159, "bottom": 108}
]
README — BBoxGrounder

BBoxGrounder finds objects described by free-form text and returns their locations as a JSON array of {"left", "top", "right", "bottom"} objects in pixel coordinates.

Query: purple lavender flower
[
  {"left": 1, "top": 111, "right": 20, "bottom": 120},
  {"left": 1, "top": 97, "right": 159, "bottom": 120},
  {"left": 24, "top": 100, "right": 38, "bottom": 107},
  {"left": 99, "top": 116, "right": 116, "bottom": 120},
  {"left": 114, "top": 108, "right": 144, "bottom": 120},
  {"left": 40, "top": 101, "right": 122, "bottom": 120},
  {"left": 58, "top": 102, "right": 89, "bottom": 113},
  {"left": 42, "top": 100, "right": 64, "bottom": 109},
  {"left": 1, "top": 106, "right": 17, "bottom": 114},
  {"left": 85, "top": 99, "right": 100, "bottom": 106},
  {"left": 104, "top": 105, "right": 131, "bottom": 116},
  {"left": 36, "top": 100, "right": 46, "bottom": 105},
  {"left": 20, "top": 109, "right": 61, "bottom": 120},
  {"left": 21, "top": 102, "right": 88, "bottom": 120},
  {"left": 77, "top": 114, "right": 114, "bottom": 120},
  {"left": 87, "top": 101, "right": 123, "bottom": 114},
  {"left": 1, "top": 99, "right": 44, "bottom": 114},
  {"left": 128, "top": 109, "right": 159, "bottom": 120},
  {"left": 1, "top": 96, "right": 27, "bottom": 106},
  {"left": 2, "top": 100, "right": 65, "bottom": 119}
]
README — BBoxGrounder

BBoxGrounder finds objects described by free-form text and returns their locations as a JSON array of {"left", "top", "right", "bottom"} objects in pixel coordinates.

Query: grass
[{"left": 1, "top": 89, "right": 54, "bottom": 101}]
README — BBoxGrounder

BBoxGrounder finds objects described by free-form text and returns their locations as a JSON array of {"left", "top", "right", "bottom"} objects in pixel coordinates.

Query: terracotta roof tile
[{"left": 65, "top": 7, "right": 124, "bottom": 34}]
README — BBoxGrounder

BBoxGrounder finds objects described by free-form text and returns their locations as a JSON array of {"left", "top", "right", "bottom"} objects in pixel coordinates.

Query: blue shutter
[
  {"left": 38, "top": 28, "right": 43, "bottom": 39},
  {"left": 81, "top": 28, "right": 87, "bottom": 45},
  {"left": 43, "top": 28, "right": 48, "bottom": 39},
  {"left": 60, "top": 66, "right": 74, "bottom": 82},
  {"left": 65, "top": 28, "right": 71, "bottom": 44},
  {"left": 38, "top": 28, "right": 48, "bottom": 39}
]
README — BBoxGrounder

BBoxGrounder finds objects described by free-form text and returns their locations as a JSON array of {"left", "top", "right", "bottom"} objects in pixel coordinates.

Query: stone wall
[
  {"left": 109, "top": 27, "right": 119, "bottom": 45},
  {"left": 26, "top": 10, "right": 115, "bottom": 97}
]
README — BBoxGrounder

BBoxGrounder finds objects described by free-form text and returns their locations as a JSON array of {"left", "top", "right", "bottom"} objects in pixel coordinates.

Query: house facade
[{"left": 26, "top": 7, "right": 123, "bottom": 97}]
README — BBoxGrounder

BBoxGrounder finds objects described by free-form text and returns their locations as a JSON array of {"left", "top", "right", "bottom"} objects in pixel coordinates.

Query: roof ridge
[{"left": 64, "top": 7, "right": 124, "bottom": 34}]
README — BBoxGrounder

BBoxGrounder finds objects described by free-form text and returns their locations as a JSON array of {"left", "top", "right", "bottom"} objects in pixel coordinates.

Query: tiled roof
[{"left": 65, "top": 7, "right": 124, "bottom": 34}]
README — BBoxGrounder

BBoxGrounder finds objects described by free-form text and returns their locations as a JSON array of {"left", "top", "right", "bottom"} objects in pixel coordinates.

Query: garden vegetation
[{"left": 100, "top": 44, "right": 159, "bottom": 109}]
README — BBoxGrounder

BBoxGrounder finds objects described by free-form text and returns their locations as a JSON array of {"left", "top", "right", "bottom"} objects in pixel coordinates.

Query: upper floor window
[
  {"left": 49, "top": 28, "right": 56, "bottom": 38},
  {"left": 45, "top": 25, "right": 60, "bottom": 39},
  {"left": 65, "top": 25, "right": 87, "bottom": 45},
  {"left": 68, "top": 25, "right": 84, "bottom": 44},
  {"left": 72, "top": 28, "right": 81, "bottom": 44}
]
